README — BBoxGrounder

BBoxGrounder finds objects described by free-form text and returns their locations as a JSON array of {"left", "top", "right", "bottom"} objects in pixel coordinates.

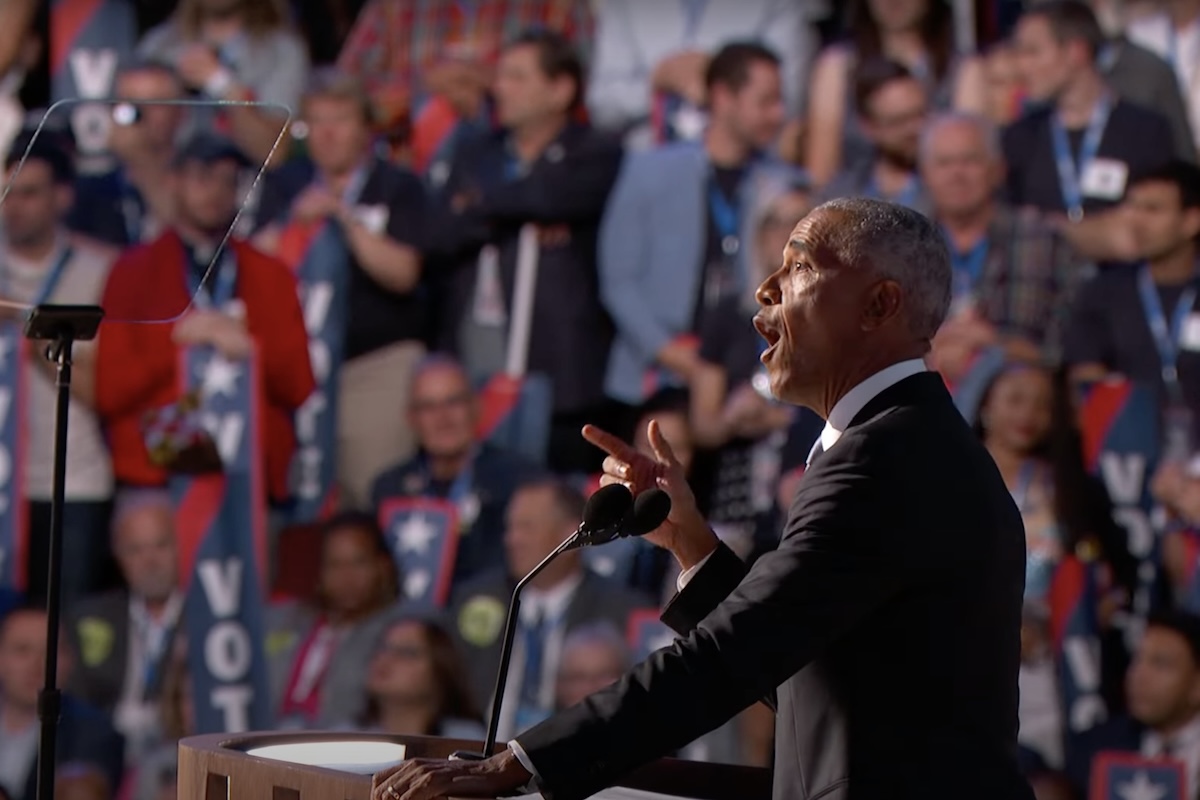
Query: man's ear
[{"left": 862, "top": 279, "right": 904, "bottom": 331}]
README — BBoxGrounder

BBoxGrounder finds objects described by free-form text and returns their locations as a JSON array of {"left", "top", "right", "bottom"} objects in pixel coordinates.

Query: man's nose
[{"left": 756, "top": 270, "right": 782, "bottom": 307}]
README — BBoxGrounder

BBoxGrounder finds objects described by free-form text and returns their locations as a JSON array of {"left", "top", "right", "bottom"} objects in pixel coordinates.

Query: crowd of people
[{"left": 0, "top": 0, "right": 1197, "bottom": 799}]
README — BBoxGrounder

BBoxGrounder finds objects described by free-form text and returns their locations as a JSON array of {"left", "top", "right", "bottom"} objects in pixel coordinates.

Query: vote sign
[{"left": 172, "top": 345, "right": 271, "bottom": 734}]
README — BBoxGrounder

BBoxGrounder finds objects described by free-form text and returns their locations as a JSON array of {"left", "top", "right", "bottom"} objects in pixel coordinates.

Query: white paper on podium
[{"left": 503, "top": 789, "right": 697, "bottom": 800}]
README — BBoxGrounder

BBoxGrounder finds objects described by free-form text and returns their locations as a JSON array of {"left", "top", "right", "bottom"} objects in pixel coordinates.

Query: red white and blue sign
[
  {"left": 378, "top": 497, "right": 459, "bottom": 609},
  {"left": 171, "top": 345, "right": 271, "bottom": 734},
  {"left": 1090, "top": 751, "right": 1186, "bottom": 800}
]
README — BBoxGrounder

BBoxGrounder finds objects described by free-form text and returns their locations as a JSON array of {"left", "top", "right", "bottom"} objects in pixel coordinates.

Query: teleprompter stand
[{"left": 24, "top": 304, "right": 104, "bottom": 800}]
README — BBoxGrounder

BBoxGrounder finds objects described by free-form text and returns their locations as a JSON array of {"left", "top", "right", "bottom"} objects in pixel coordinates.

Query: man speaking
[{"left": 373, "top": 198, "right": 1034, "bottom": 800}]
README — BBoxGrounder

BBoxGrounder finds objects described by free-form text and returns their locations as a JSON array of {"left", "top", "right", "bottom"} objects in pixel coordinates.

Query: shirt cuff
[
  {"left": 676, "top": 551, "right": 715, "bottom": 591},
  {"left": 507, "top": 740, "right": 541, "bottom": 794}
]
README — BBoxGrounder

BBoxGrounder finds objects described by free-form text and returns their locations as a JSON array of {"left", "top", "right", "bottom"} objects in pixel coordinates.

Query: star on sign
[
  {"left": 202, "top": 356, "right": 242, "bottom": 398},
  {"left": 1116, "top": 771, "right": 1168, "bottom": 800},
  {"left": 404, "top": 569, "right": 432, "bottom": 599},
  {"left": 397, "top": 514, "right": 438, "bottom": 554}
]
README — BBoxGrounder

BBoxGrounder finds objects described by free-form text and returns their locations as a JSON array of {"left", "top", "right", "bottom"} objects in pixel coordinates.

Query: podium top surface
[{"left": 179, "top": 732, "right": 771, "bottom": 800}]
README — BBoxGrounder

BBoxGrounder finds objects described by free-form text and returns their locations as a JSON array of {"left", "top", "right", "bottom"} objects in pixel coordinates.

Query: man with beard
[
  {"left": 1065, "top": 160, "right": 1200, "bottom": 418},
  {"left": 1003, "top": 1, "right": 1174, "bottom": 222},
  {"left": 817, "top": 56, "right": 930, "bottom": 216},
  {"left": 94, "top": 133, "right": 314, "bottom": 505}
]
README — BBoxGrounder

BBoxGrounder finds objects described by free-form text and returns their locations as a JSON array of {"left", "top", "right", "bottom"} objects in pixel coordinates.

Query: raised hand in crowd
[
  {"left": 583, "top": 421, "right": 716, "bottom": 569},
  {"left": 656, "top": 337, "right": 703, "bottom": 384},
  {"left": 290, "top": 184, "right": 343, "bottom": 223},
  {"left": 176, "top": 43, "right": 225, "bottom": 93},
  {"left": 650, "top": 50, "right": 709, "bottom": 106},
  {"left": 172, "top": 309, "right": 252, "bottom": 360}
]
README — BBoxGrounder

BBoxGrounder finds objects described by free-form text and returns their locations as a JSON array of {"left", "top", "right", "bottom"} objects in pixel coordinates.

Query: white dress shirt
[{"left": 508, "top": 360, "right": 928, "bottom": 783}]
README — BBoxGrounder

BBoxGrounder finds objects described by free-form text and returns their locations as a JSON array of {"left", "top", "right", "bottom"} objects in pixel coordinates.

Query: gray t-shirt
[{"left": 136, "top": 20, "right": 309, "bottom": 129}]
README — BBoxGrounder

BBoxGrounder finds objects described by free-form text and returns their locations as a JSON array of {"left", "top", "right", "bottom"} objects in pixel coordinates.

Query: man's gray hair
[
  {"left": 815, "top": 197, "right": 951, "bottom": 341},
  {"left": 918, "top": 111, "right": 1001, "bottom": 164}
]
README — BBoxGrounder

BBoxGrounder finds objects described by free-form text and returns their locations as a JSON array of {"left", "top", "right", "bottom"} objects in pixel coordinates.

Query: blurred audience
[
  {"left": 346, "top": 613, "right": 483, "bottom": 739},
  {"left": 448, "top": 478, "right": 650, "bottom": 739},
  {"left": 0, "top": 134, "right": 116, "bottom": 604},
  {"left": 17, "top": 0, "right": 1200, "bottom": 788},
  {"left": 266, "top": 510, "right": 397, "bottom": 729},
  {"left": 137, "top": 0, "right": 309, "bottom": 164}
]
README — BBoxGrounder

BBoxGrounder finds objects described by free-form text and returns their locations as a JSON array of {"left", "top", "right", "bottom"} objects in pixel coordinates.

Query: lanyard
[
  {"left": 1011, "top": 460, "right": 1037, "bottom": 513},
  {"left": 867, "top": 173, "right": 920, "bottom": 209},
  {"left": 947, "top": 235, "right": 989, "bottom": 296},
  {"left": 1137, "top": 266, "right": 1196, "bottom": 400},
  {"left": 186, "top": 247, "right": 239, "bottom": 310},
  {"left": 708, "top": 178, "right": 740, "bottom": 256},
  {"left": 328, "top": 162, "right": 370, "bottom": 206},
  {"left": 680, "top": 0, "right": 709, "bottom": 44},
  {"left": 1050, "top": 94, "right": 1112, "bottom": 222}
]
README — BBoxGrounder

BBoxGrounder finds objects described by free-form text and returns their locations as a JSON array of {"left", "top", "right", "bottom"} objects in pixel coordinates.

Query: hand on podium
[{"left": 372, "top": 748, "right": 532, "bottom": 800}]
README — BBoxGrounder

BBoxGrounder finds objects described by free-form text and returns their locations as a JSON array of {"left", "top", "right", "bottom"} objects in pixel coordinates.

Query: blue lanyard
[
  {"left": 1137, "top": 266, "right": 1196, "bottom": 395},
  {"left": 1050, "top": 95, "right": 1112, "bottom": 222},
  {"left": 867, "top": 173, "right": 920, "bottom": 209},
  {"left": 708, "top": 178, "right": 741, "bottom": 255},
  {"left": 947, "top": 235, "right": 989, "bottom": 296},
  {"left": 117, "top": 175, "right": 143, "bottom": 244},
  {"left": 186, "top": 247, "right": 239, "bottom": 310},
  {"left": 680, "top": 0, "right": 709, "bottom": 43}
]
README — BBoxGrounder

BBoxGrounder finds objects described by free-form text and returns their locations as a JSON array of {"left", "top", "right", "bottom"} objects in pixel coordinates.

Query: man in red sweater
[{"left": 95, "top": 135, "right": 315, "bottom": 502}]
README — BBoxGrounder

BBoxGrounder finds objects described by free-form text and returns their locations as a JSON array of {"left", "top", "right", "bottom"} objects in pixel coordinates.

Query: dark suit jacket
[
  {"left": 1063, "top": 715, "right": 1143, "bottom": 799},
  {"left": 371, "top": 444, "right": 547, "bottom": 585},
  {"left": 449, "top": 567, "right": 653, "bottom": 709},
  {"left": 65, "top": 589, "right": 175, "bottom": 714},
  {"left": 426, "top": 123, "right": 621, "bottom": 414},
  {"left": 516, "top": 373, "right": 1035, "bottom": 800},
  {"left": 19, "top": 695, "right": 125, "bottom": 800}
]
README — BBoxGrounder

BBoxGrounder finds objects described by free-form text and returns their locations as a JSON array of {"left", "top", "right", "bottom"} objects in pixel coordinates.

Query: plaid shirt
[
  {"left": 337, "top": 0, "right": 593, "bottom": 108},
  {"left": 972, "top": 203, "right": 1094, "bottom": 363}
]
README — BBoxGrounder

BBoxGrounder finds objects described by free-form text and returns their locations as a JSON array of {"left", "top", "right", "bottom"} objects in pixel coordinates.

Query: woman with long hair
[
  {"left": 973, "top": 360, "right": 1132, "bottom": 771},
  {"left": 804, "top": 0, "right": 986, "bottom": 186},
  {"left": 350, "top": 614, "right": 484, "bottom": 739}
]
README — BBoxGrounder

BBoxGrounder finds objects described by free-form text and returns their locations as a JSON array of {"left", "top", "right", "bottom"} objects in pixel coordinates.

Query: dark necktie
[{"left": 519, "top": 609, "right": 546, "bottom": 708}]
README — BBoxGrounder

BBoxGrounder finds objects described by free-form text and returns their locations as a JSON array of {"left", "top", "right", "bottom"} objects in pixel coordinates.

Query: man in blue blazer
[{"left": 597, "top": 41, "right": 805, "bottom": 408}]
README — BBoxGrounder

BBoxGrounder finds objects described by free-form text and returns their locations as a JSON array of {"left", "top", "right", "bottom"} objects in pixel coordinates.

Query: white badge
[
  {"left": 1079, "top": 158, "right": 1128, "bottom": 200},
  {"left": 1181, "top": 312, "right": 1200, "bottom": 351},
  {"left": 353, "top": 204, "right": 389, "bottom": 235}
]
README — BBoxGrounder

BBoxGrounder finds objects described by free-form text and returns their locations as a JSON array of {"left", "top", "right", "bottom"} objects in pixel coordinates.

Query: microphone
[
  {"left": 450, "top": 483, "right": 634, "bottom": 761},
  {"left": 564, "top": 487, "right": 673, "bottom": 550}
]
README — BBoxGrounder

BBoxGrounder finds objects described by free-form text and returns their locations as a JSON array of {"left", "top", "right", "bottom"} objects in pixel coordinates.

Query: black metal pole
[{"left": 34, "top": 334, "right": 73, "bottom": 800}]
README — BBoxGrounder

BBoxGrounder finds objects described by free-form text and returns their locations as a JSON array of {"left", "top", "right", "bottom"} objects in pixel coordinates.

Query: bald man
[{"left": 375, "top": 199, "right": 1033, "bottom": 800}]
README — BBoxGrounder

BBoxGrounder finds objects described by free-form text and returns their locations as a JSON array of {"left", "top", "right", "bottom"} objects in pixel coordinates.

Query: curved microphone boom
[{"left": 452, "top": 483, "right": 634, "bottom": 761}]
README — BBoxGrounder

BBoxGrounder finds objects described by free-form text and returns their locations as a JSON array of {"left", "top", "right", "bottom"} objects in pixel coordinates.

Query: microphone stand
[
  {"left": 25, "top": 305, "right": 104, "bottom": 800},
  {"left": 451, "top": 531, "right": 586, "bottom": 761}
]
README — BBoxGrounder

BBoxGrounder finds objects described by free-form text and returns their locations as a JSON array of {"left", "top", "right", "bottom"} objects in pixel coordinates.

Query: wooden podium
[{"left": 179, "top": 732, "right": 772, "bottom": 800}]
